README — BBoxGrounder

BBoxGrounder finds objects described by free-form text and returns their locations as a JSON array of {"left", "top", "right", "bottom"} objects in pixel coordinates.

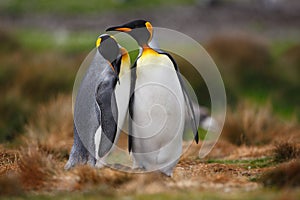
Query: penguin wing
[
  {"left": 96, "top": 69, "right": 119, "bottom": 158},
  {"left": 158, "top": 50, "right": 199, "bottom": 143},
  {"left": 73, "top": 50, "right": 110, "bottom": 157},
  {"left": 128, "top": 60, "right": 137, "bottom": 153}
]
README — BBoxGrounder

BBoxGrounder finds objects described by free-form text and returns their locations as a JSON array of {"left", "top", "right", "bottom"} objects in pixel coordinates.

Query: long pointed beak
[{"left": 106, "top": 26, "right": 132, "bottom": 32}]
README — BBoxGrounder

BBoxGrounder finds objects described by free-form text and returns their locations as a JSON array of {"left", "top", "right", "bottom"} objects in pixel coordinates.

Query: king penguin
[
  {"left": 106, "top": 20, "right": 199, "bottom": 176},
  {"left": 65, "top": 34, "right": 131, "bottom": 169}
]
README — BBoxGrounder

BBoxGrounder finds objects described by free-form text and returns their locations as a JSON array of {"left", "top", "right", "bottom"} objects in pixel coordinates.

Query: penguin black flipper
[
  {"left": 128, "top": 60, "right": 138, "bottom": 153},
  {"left": 96, "top": 68, "right": 119, "bottom": 158},
  {"left": 156, "top": 50, "right": 199, "bottom": 143}
]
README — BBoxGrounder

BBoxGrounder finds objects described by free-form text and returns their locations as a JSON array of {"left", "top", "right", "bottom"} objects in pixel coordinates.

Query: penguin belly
[
  {"left": 95, "top": 68, "right": 131, "bottom": 167},
  {"left": 132, "top": 54, "right": 185, "bottom": 175}
]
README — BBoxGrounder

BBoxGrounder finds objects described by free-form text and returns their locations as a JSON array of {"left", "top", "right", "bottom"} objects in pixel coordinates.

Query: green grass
[
  {"left": 207, "top": 157, "right": 275, "bottom": 169},
  {"left": 0, "top": 0, "right": 195, "bottom": 15},
  {"left": 270, "top": 40, "right": 299, "bottom": 59},
  {"left": 15, "top": 29, "right": 96, "bottom": 54}
]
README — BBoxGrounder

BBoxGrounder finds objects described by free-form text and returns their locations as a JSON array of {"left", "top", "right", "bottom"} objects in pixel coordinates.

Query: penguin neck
[
  {"left": 141, "top": 44, "right": 158, "bottom": 56},
  {"left": 108, "top": 60, "right": 119, "bottom": 75},
  {"left": 119, "top": 47, "right": 130, "bottom": 76}
]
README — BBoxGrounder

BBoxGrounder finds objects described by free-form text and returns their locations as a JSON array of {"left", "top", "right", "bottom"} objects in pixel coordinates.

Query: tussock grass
[
  {"left": 260, "top": 160, "right": 300, "bottom": 188},
  {"left": 74, "top": 166, "right": 104, "bottom": 186},
  {"left": 0, "top": 172, "right": 23, "bottom": 196},
  {"left": 24, "top": 94, "right": 73, "bottom": 159},
  {"left": 273, "top": 142, "right": 300, "bottom": 163},
  {"left": 0, "top": 96, "right": 72, "bottom": 191},
  {"left": 221, "top": 101, "right": 299, "bottom": 146},
  {"left": 72, "top": 166, "right": 132, "bottom": 191},
  {"left": 4, "top": 94, "right": 296, "bottom": 194},
  {"left": 18, "top": 145, "right": 58, "bottom": 190}
]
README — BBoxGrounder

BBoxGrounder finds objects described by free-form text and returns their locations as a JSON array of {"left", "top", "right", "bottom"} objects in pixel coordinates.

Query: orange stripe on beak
[{"left": 115, "top": 27, "right": 132, "bottom": 32}]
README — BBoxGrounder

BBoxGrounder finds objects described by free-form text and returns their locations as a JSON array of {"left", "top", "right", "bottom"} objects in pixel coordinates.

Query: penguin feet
[
  {"left": 132, "top": 159, "right": 144, "bottom": 170},
  {"left": 87, "top": 155, "right": 96, "bottom": 167},
  {"left": 159, "top": 169, "right": 173, "bottom": 177},
  {"left": 95, "top": 159, "right": 105, "bottom": 168},
  {"left": 64, "top": 144, "right": 91, "bottom": 170},
  {"left": 64, "top": 155, "right": 88, "bottom": 170},
  {"left": 159, "top": 165, "right": 175, "bottom": 177}
]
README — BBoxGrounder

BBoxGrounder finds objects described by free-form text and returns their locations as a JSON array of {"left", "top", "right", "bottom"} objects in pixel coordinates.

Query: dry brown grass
[
  {"left": 0, "top": 146, "right": 20, "bottom": 176},
  {"left": 24, "top": 94, "right": 73, "bottom": 160},
  {"left": 0, "top": 172, "right": 23, "bottom": 196},
  {"left": 260, "top": 160, "right": 300, "bottom": 188},
  {"left": 0, "top": 95, "right": 299, "bottom": 195},
  {"left": 273, "top": 142, "right": 300, "bottom": 163},
  {"left": 70, "top": 166, "right": 133, "bottom": 191},
  {"left": 0, "top": 146, "right": 22, "bottom": 196},
  {"left": 221, "top": 101, "right": 299, "bottom": 146},
  {"left": 14, "top": 94, "right": 73, "bottom": 190},
  {"left": 18, "top": 145, "right": 58, "bottom": 190},
  {"left": 0, "top": 95, "right": 72, "bottom": 192}
]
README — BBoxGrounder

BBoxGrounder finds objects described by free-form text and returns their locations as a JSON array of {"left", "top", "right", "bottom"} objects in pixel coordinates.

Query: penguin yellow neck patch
[
  {"left": 120, "top": 48, "right": 130, "bottom": 70},
  {"left": 142, "top": 46, "right": 159, "bottom": 56}
]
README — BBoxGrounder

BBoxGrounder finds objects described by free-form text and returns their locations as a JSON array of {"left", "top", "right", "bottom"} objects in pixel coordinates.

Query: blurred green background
[{"left": 0, "top": 0, "right": 299, "bottom": 143}]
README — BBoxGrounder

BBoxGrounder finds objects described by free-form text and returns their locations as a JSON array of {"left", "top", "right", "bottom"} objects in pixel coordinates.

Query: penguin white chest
[
  {"left": 135, "top": 55, "right": 185, "bottom": 136},
  {"left": 132, "top": 53, "right": 185, "bottom": 173}
]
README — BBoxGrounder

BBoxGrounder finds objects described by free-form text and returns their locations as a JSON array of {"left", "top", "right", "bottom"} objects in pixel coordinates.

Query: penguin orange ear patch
[
  {"left": 145, "top": 22, "right": 153, "bottom": 40},
  {"left": 145, "top": 22, "right": 152, "bottom": 32},
  {"left": 96, "top": 38, "right": 102, "bottom": 47}
]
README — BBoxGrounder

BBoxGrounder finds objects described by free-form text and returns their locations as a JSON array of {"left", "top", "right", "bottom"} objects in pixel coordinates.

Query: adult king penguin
[
  {"left": 107, "top": 20, "right": 199, "bottom": 176},
  {"left": 65, "top": 34, "right": 131, "bottom": 169}
]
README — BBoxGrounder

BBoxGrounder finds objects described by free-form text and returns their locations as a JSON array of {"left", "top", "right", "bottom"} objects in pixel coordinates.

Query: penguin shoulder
[{"left": 138, "top": 47, "right": 174, "bottom": 67}]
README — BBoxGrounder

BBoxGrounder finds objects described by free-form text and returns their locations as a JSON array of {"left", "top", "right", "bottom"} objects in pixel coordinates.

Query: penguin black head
[
  {"left": 96, "top": 34, "right": 120, "bottom": 64},
  {"left": 106, "top": 20, "right": 153, "bottom": 47},
  {"left": 96, "top": 34, "right": 121, "bottom": 74}
]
